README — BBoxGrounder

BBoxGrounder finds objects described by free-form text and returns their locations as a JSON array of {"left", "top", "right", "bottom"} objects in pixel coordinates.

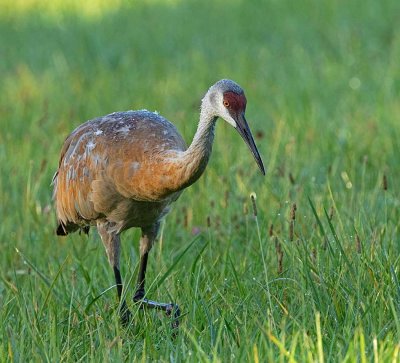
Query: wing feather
[{"left": 53, "top": 111, "right": 187, "bottom": 229}]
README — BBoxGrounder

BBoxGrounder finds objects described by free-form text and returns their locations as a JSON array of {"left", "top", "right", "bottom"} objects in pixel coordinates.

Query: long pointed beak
[{"left": 235, "top": 113, "right": 265, "bottom": 175}]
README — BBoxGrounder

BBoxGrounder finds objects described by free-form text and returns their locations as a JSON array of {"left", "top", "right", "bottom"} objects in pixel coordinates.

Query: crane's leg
[
  {"left": 97, "top": 221, "right": 131, "bottom": 326},
  {"left": 133, "top": 223, "right": 180, "bottom": 329}
]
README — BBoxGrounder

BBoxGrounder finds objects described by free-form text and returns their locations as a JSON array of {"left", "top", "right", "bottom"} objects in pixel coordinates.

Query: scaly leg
[
  {"left": 133, "top": 223, "right": 180, "bottom": 329},
  {"left": 98, "top": 221, "right": 131, "bottom": 326},
  {"left": 113, "top": 265, "right": 131, "bottom": 326}
]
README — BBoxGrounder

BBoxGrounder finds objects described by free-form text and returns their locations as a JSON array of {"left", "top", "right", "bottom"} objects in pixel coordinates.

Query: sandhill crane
[{"left": 52, "top": 79, "right": 265, "bottom": 327}]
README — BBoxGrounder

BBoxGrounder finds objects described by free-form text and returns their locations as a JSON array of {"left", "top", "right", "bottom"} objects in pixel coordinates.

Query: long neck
[{"left": 176, "top": 108, "right": 217, "bottom": 189}]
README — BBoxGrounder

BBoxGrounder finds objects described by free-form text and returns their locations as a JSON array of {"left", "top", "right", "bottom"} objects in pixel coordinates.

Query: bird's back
[{"left": 53, "top": 110, "right": 187, "bottom": 234}]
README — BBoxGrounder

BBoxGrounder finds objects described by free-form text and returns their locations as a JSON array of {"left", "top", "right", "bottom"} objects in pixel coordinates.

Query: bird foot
[
  {"left": 119, "top": 303, "right": 132, "bottom": 327},
  {"left": 133, "top": 296, "right": 181, "bottom": 331},
  {"left": 165, "top": 303, "right": 181, "bottom": 330}
]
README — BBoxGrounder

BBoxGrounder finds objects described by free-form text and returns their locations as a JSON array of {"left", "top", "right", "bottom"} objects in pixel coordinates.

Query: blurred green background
[{"left": 1, "top": 0, "right": 400, "bottom": 361}]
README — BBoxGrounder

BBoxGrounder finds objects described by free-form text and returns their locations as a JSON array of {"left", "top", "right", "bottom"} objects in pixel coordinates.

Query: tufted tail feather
[
  {"left": 56, "top": 222, "right": 88, "bottom": 236},
  {"left": 56, "top": 222, "right": 68, "bottom": 236}
]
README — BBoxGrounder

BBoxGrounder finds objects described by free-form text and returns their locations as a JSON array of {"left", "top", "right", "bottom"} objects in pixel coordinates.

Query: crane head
[{"left": 207, "top": 79, "right": 265, "bottom": 175}]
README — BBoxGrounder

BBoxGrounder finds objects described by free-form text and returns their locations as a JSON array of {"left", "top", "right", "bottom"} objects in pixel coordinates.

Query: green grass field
[{"left": 1, "top": 0, "right": 400, "bottom": 361}]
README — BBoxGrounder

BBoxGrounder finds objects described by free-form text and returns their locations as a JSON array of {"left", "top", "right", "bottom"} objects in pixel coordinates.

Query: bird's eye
[{"left": 223, "top": 100, "right": 230, "bottom": 107}]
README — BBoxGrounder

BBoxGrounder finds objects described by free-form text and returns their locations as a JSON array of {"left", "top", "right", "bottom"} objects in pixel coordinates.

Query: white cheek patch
[
  {"left": 223, "top": 112, "right": 237, "bottom": 128},
  {"left": 215, "top": 95, "right": 237, "bottom": 128}
]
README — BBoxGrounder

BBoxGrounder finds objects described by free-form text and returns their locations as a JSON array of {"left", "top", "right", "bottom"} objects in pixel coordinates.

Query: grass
[{"left": 1, "top": 0, "right": 400, "bottom": 361}]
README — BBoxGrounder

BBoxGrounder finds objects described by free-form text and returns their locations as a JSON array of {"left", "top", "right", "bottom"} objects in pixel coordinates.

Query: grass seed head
[
  {"left": 290, "top": 203, "right": 297, "bottom": 220},
  {"left": 355, "top": 233, "right": 361, "bottom": 253},
  {"left": 250, "top": 192, "right": 257, "bottom": 217},
  {"left": 289, "top": 172, "right": 295, "bottom": 185},
  {"left": 382, "top": 174, "right": 388, "bottom": 191}
]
